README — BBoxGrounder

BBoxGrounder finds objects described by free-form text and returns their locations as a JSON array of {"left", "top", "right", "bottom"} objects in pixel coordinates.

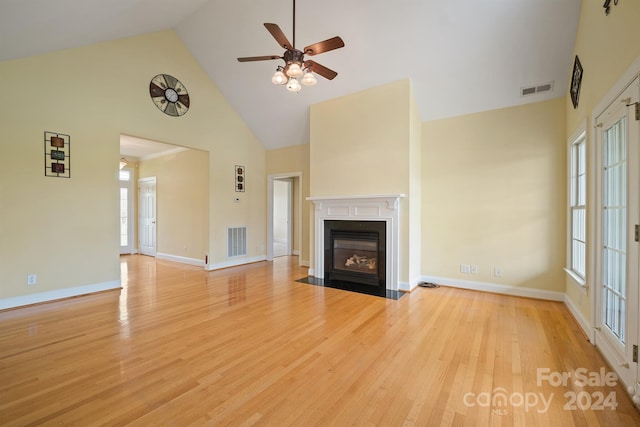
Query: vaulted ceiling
[{"left": 1, "top": 0, "right": 581, "bottom": 150}]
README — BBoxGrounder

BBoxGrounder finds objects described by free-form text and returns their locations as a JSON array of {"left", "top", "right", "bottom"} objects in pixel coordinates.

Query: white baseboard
[
  {"left": 293, "top": 250, "right": 300, "bottom": 256},
  {"left": 206, "top": 256, "right": 266, "bottom": 271},
  {"left": 0, "top": 280, "right": 121, "bottom": 310},
  {"left": 308, "top": 268, "right": 315, "bottom": 276},
  {"left": 421, "top": 275, "right": 565, "bottom": 301},
  {"left": 563, "top": 293, "right": 594, "bottom": 342},
  {"left": 156, "top": 252, "right": 205, "bottom": 267},
  {"left": 299, "top": 259, "right": 310, "bottom": 268},
  {"left": 398, "top": 281, "right": 411, "bottom": 292}
]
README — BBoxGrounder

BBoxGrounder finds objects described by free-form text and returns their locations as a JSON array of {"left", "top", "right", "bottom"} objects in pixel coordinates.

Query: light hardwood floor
[{"left": 1, "top": 255, "right": 639, "bottom": 426}]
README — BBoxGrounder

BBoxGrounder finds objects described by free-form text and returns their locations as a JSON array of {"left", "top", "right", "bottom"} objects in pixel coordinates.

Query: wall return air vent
[
  {"left": 521, "top": 81, "right": 554, "bottom": 97},
  {"left": 227, "top": 226, "right": 248, "bottom": 258}
]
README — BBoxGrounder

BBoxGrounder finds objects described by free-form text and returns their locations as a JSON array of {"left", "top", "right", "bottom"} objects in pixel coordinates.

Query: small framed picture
[
  {"left": 570, "top": 55, "right": 583, "bottom": 109},
  {"left": 51, "top": 163, "right": 65, "bottom": 173},
  {"left": 51, "top": 150, "right": 65, "bottom": 161},
  {"left": 50, "top": 136, "right": 65, "bottom": 148}
]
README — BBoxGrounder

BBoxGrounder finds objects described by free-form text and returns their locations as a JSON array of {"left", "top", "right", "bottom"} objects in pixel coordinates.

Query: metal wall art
[
  {"left": 570, "top": 55, "right": 583, "bottom": 109},
  {"left": 44, "top": 131, "right": 70, "bottom": 178}
]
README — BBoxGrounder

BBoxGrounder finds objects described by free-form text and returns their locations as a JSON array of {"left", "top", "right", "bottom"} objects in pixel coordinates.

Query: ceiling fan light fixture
[
  {"left": 272, "top": 69, "right": 287, "bottom": 85},
  {"left": 301, "top": 71, "right": 317, "bottom": 86},
  {"left": 286, "top": 62, "right": 303, "bottom": 78},
  {"left": 237, "top": 0, "right": 344, "bottom": 93},
  {"left": 286, "top": 78, "right": 302, "bottom": 92}
]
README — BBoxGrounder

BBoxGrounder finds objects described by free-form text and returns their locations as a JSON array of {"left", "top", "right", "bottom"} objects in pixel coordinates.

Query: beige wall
[
  {"left": 564, "top": 1, "right": 640, "bottom": 320},
  {"left": 138, "top": 149, "right": 209, "bottom": 261},
  {"left": 422, "top": 98, "right": 566, "bottom": 292},
  {"left": 0, "top": 30, "right": 265, "bottom": 305},
  {"left": 266, "top": 144, "right": 310, "bottom": 265}
]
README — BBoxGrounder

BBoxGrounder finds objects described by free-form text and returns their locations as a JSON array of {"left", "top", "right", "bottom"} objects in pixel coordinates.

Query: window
[
  {"left": 119, "top": 168, "right": 133, "bottom": 253},
  {"left": 569, "top": 131, "right": 586, "bottom": 281}
]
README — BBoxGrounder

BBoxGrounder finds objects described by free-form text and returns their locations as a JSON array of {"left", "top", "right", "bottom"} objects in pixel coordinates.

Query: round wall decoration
[{"left": 149, "top": 74, "right": 190, "bottom": 117}]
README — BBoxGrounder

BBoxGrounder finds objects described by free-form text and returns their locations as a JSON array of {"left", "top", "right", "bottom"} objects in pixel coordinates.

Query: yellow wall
[
  {"left": 0, "top": 30, "right": 265, "bottom": 305},
  {"left": 266, "top": 144, "right": 311, "bottom": 264},
  {"left": 310, "top": 80, "right": 411, "bottom": 197},
  {"left": 409, "top": 86, "right": 422, "bottom": 284},
  {"left": 138, "top": 149, "right": 209, "bottom": 261},
  {"left": 566, "top": 1, "right": 640, "bottom": 134},
  {"left": 422, "top": 98, "right": 566, "bottom": 292},
  {"left": 564, "top": 1, "right": 640, "bottom": 321}
]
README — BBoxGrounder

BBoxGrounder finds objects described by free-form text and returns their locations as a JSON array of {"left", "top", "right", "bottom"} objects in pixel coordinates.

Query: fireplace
[
  {"left": 324, "top": 220, "right": 386, "bottom": 291},
  {"left": 308, "top": 194, "right": 404, "bottom": 293}
]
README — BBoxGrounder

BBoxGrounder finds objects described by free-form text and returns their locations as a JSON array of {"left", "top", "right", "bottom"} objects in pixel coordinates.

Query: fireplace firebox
[{"left": 324, "top": 220, "right": 386, "bottom": 293}]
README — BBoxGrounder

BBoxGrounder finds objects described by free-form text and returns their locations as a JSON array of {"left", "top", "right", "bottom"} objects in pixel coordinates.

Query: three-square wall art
[
  {"left": 235, "top": 165, "right": 245, "bottom": 192},
  {"left": 44, "top": 131, "right": 70, "bottom": 178}
]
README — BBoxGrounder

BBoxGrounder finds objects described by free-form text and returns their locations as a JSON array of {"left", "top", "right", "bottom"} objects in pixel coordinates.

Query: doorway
[
  {"left": 267, "top": 172, "right": 302, "bottom": 262},
  {"left": 119, "top": 134, "right": 211, "bottom": 268},
  {"left": 594, "top": 75, "right": 640, "bottom": 389},
  {"left": 273, "top": 178, "right": 292, "bottom": 257}
]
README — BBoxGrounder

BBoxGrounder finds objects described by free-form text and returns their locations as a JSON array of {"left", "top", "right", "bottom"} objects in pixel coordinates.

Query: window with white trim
[{"left": 569, "top": 131, "right": 586, "bottom": 280}]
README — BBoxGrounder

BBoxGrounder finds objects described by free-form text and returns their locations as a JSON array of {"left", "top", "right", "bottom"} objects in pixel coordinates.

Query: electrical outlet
[
  {"left": 27, "top": 274, "right": 37, "bottom": 286},
  {"left": 494, "top": 267, "right": 502, "bottom": 277},
  {"left": 461, "top": 264, "right": 471, "bottom": 274},
  {"left": 471, "top": 265, "right": 478, "bottom": 274}
]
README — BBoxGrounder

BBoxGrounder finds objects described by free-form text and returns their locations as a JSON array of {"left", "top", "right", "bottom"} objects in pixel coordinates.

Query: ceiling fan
[{"left": 237, "top": 0, "right": 345, "bottom": 92}]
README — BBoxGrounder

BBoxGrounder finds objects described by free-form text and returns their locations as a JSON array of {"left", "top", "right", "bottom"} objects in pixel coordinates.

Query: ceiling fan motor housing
[{"left": 284, "top": 49, "right": 305, "bottom": 67}]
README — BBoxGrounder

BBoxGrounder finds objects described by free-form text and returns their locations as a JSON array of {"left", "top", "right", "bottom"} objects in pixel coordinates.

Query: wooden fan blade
[
  {"left": 238, "top": 55, "right": 281, "bottom": 62},
  {"left": 264, "top": 23, "right": 293, "bottom": 50},
  {"left": 304, "top": 60, "right": 338, "bottom": 80},
  {"left": 304, "top": 36, "right": 344, "bottom": 56}
]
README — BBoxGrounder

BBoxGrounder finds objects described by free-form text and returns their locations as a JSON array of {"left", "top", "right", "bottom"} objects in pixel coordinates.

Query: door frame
[
  {"left": 591, "top": 57, "right": 640, "bottom": 394},
  {"left": 267, "top": 172, "right": 302, "bottom": 263}
]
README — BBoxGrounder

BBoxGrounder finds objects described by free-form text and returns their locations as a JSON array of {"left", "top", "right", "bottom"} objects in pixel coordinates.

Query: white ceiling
[{"left": 1, "top": 0, "right": 582, "bottom": 151}]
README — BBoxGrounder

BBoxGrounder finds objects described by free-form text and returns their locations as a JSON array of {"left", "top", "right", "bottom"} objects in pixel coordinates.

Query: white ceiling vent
[{"left": 521, "top": 81, "right": 554, "bottom": 97}]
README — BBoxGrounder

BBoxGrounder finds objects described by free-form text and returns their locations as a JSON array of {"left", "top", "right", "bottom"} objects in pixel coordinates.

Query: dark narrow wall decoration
[{"left": 235, "top": 165, "right": 245, "bottom": 192}]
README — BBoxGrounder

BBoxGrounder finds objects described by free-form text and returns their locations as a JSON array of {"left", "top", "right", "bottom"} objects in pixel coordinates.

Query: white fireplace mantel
[{"left": 307, "top": 194, "right": 405, "bottom": 291}]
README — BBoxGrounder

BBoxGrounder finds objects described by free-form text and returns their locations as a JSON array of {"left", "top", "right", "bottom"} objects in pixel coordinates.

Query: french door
[
  {"left": 119, "top": 168, "right": 134, "bottom": 254},
  {"left": 595, "top": 76, "right": 640, "bottom": 389}
]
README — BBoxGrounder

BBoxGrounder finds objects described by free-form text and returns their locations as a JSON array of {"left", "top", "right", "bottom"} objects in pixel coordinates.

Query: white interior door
[
  {"left": 139, "top": 177, "right": 157, "bottom": 257},
  {"left": 595, "top": 76, "right": 640, "bottom": 389}
]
